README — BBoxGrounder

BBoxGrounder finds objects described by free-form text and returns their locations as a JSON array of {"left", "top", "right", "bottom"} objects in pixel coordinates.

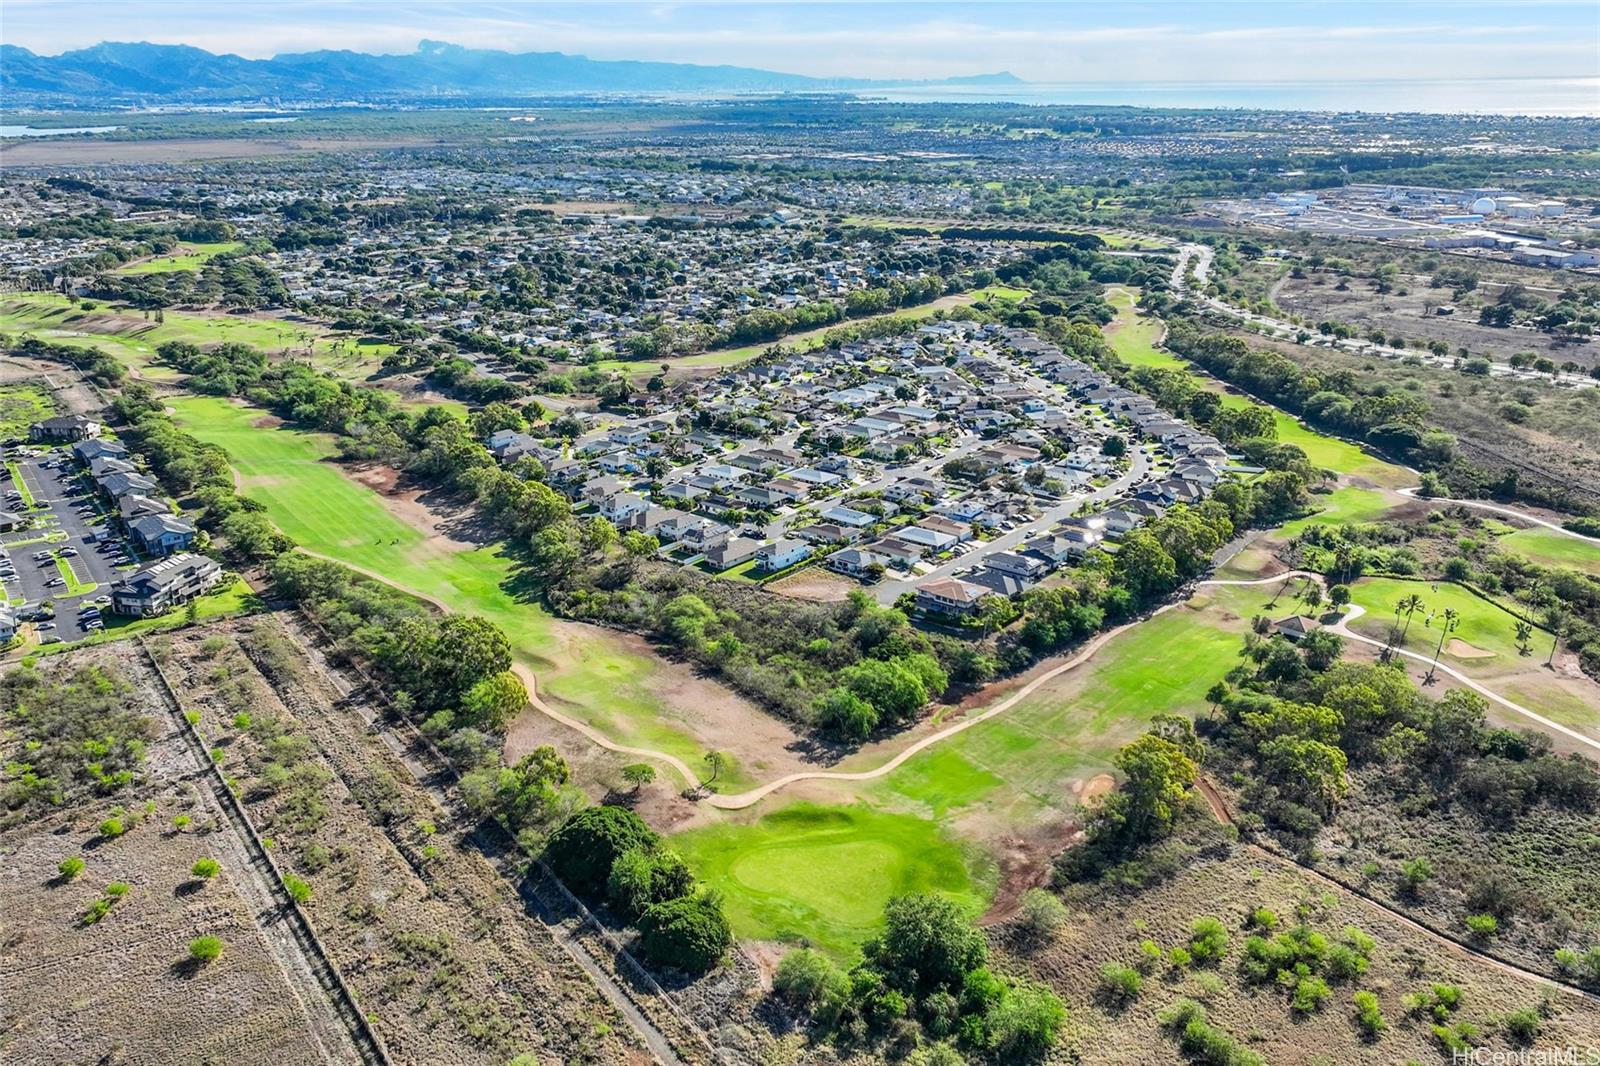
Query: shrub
[
  {"left": 1099, "top": 962, "right": 1143, "bottom": 1002},
  {"left": 1502, "top": 1006, "right": 1540, "bottom": 1045},
  {"left": 1136, "top": 938, "right": 1163, "bottom": 972},
  {"left": 1292, "top": 974, "right": 1331, "bottom": 1014},
  {"left": 774, "top": 948, "right": 842, "bottom": 1007},
  {"left": 283, "top": 873, "right": 312, "bottom": 904},
  {"left": 1398, "top": 857, "right": 1433, "bottom": 894},
  {"left": 191, "top": 858, "right": 220, "bottom": 879},
  {"left": 1018, "top": 888, "right": 1067, "bottom": 936},
  {"left": 1189, "top": 917, "right": 1229, "bottom": 964},
  {"left": 104, "top": 881, "right": 130, "bottom": 899},
  {"left": 98, "top": 817, "right": 125, "bottom": 838},
  {"left": 1167, "top": 945, "right": 1193, "bottom": 970},
  {"left": 544, "top": 805, "right": 659, "bottom": 898},
  {"left": 636, "top": 894, "right": 731, "bottom": 973},
  {"left": 605, "top": 845, "right": 693, "bottom": 921},
  {"left": 57, "top": 856, "right": 85, "bottom": 881},
  {"left": 1353, "top": 990, "right": 1385, "bottom": 1038},
  {"left": 82, "top": 898, "right": 113, "bottom": 925},
  {"left": 1465, "top": 913, "right": 1498, "bottom": 939},
  {"left": 1250, "top": 906, "right": 1278, "bottom": 931},
  {"left": 173, "top": 814, "right": 191, "bottom": 830},
  {"left": 188, "top": 935, "right": 224, "bottom": 963},
  {"left": 979, "top": 978, "right": 1066, "bottom": 1058}
]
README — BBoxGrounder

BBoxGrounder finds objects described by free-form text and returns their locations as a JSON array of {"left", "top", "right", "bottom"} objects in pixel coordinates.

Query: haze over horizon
[{"left": 4, "top": 0, "right": 1597, "bottom": 90}]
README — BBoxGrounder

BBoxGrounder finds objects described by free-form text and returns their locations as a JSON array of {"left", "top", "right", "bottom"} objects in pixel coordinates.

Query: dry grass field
[
  {"left": 149, "top": 616, "right": 652, "bottom": 1066},
  {"left": 1000, "top": 825, "right": 1600, "bottom": 1063},
  {"left": 0, "top": 643, "right": 352, "bottom": 1066}
]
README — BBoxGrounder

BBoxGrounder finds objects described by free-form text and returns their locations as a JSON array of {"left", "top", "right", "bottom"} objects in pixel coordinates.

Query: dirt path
[{"left": 705, "top": 603, "right": 1187, "bottom": 810}]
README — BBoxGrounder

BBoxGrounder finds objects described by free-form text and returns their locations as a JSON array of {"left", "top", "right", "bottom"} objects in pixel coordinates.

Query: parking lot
[{"left": 2, "top": 447, "right": 137, "bottom": 644}]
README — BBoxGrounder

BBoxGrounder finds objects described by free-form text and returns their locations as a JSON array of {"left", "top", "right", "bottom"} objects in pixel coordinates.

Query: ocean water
[
  {"left": 0, "top": 124, "right": 124, "bottom": 137},
  {"left": 867, "top": 78, "right": 1600, "bottom": 117}
]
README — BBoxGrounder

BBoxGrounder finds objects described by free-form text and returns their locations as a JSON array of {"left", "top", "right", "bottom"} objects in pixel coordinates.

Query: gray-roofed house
[{"left": 128, "top": 513, "right": 197, "bottom": 556}]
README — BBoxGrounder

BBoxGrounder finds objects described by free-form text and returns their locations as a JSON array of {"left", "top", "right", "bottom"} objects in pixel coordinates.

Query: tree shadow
[
  {"left": 174, "top": 879, "right": 205, "bottom": 898},
  {"left": 169, "top": 956, "right": 205, "bottom": 980}
]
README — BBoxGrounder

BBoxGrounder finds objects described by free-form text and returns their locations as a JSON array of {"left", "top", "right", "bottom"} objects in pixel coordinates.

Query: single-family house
[
  {"left": 756, "top": 538, "right": 812, "bottom": 572},
  {"left": 915, "top": 577, "right": 987, "bottom": 616}
]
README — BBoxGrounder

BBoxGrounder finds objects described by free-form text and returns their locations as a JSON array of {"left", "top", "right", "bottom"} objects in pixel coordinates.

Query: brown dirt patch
[
  {"left": 765, "top": 568, "right": 859, "bottom": 602},
  {"left": 251, "top": 414, "right": 285, "bottom": 429},
  {"left": 1447, "top": 638, "right": 1496, "bottom": 659},
  {"left": 981, "top": 819, "right": 1084, "bottom": 926}
]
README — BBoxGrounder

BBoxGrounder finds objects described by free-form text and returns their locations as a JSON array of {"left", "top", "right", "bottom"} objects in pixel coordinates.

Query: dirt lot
[
  {"left": 0, "top": 643, "right": 352, "bottom": 1065},
  {"left": 1276, "top": 269, "right": 1598, "bottom": 370},
  {"left": 765, "top": 567, "right": 860, "bottom": 603},
  {"left": 149, "top": 616, "right": 650, "bottom": 1066},
  {"left": 1002, "top": 832, "right": 1600, "bottom": 1063}
]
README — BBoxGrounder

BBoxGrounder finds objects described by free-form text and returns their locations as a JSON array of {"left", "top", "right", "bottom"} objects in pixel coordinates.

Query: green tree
[
  {"left": 865, "top": 893, "right": 986, "bottom": 996},
  {"left": 636, "top": 894, "right": 731, "bottom": 973},
  {"left": 458, "top": 670, "right": 527, "bottom": 731},
  {"left": 1110, "top": 734, "right": 1199, "bottom": 841},
  {"left": 544, "top": 805, "right": 659, "bottom": 897},
  {"left": 621, "top": 763, "right": 656, "bottom": 793}
]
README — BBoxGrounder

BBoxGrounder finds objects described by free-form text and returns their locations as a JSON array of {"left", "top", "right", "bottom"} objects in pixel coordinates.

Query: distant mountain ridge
[{"left": 0, "top": 39, "right": 1025, "bottom": 105}]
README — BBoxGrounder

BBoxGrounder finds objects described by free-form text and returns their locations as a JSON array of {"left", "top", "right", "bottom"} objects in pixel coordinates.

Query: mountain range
[{"left": 0, "top": 40, "right": 1024, "bottom": 105}]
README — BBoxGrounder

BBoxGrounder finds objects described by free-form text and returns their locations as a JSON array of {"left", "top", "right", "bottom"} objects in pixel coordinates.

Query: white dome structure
[{"left": 1470, "top": 197, "right": 1497, "bottom": 215}]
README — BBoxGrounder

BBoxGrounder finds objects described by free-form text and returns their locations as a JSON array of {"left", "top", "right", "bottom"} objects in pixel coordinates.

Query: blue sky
[{"left": 4, "top": 1, "right": 1597, "bottom": 83}]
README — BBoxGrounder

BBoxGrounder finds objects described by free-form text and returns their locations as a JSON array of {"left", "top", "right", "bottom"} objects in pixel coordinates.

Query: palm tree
[
  {"left": 1426, "top": 608, "right": 1459, "bottom": 685},
  {"left": 1514, "top": 620, "right": 1534, "bottom": 656},
  {"left": 1546, "top": 607, "right": 1570, "bottom": 667},
  {"left": 1396, "top": 594, "right": 1426, "bottom": 641}
]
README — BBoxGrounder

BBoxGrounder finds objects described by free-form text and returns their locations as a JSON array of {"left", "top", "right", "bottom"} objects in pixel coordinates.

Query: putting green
[
  {"left": 673, "top": 803, "right": 988, "bottom": 957},
  {"left": 1498, "top": 527, "right": 1600, "bottom": 577}
]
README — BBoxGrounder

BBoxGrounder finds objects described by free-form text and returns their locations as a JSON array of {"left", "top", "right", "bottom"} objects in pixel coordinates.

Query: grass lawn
[
  {"left": 0, "top": 383, "right": 54, "bottom": 438},
  {"left": 53, "top": 553, "right": 97, "bottom": 597},
  {"left": 672, "top": 585, "right": 1261, "bottom": 955},
  {"left": 865, "top": 587, "right": 1258, "bottom": 826},
  {"left": 969, "top": 285, "right": 1031, "bottom": 303},
  {"left": 1345, "top": 576, "right": 1534, "bottom": 664},
  {"left": 673, "top": 803, "right": 990, "bottom": 958},
  {"left": 1278, "top": 486, "right": 1401, "bottom": 536},
  {"left": 112, "top": 241, "right": 243, "bottom": 275},
  {"left": 6, "top": 462, "right": 39, "bottom": 508},
  {"left": 165, "top": 394, "right": 740, "bottom": 786},
  {"left": 0, "top": 292, "right": 395, "bottom": 383},
  {"left": 1103, "top": 288, "right": 1172, "bottom": 369},
  {"left": 595, "top": 290, "right": 993, "bottom": 380},
  {"left": 1497, "top": 527, "right": 1600, "bottom": 577}
]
